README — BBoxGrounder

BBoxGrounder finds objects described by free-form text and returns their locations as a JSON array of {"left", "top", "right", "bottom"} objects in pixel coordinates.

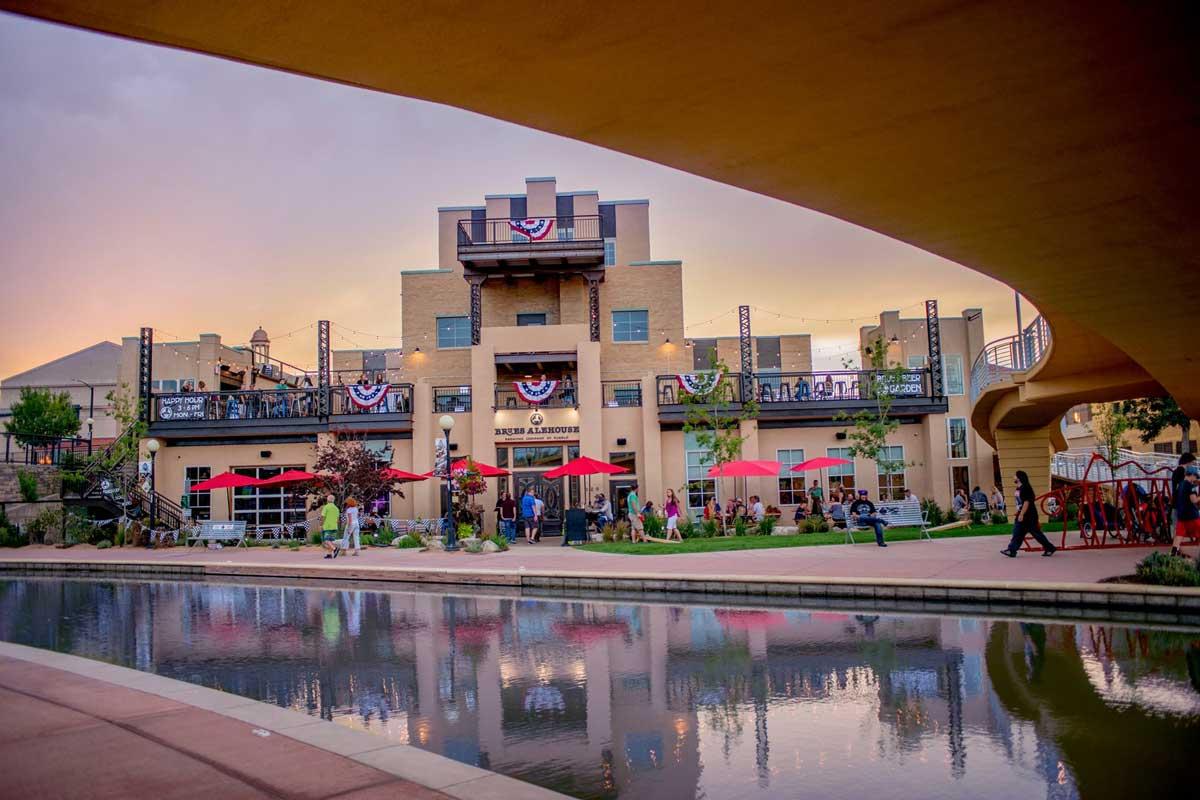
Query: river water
[{"left": 1, "top": 576, "right": 1197, "bottom": 799}]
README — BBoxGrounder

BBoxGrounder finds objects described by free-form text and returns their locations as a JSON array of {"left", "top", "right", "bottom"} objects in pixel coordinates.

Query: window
[
  {"left": 151, "top": 379, "right": 179, "bottom": 393},
  {"left": 826, "top": 447, "right": 855, "bottom": 493},
  {"left": 943, "top": 354, "right": 965, "bottom": 395},
  {"left": 756, "top": 337, "right": 781, "bottom": 370},
  {"left": 437, "top": 316, "right": 471, "bottom": 348},
  {"left": 692, "top": 338, "right": 717, "bottom": 370},
  {"left": 1154, "top": 442, "right": 1178, "bottom": 455},
  {"left": 612, "top": 310, "right": 649, "bottom": 343},
  {"left": 363, "top": 351, "right": 386, "bottom": 374},
  {"left": 517, "top": 313, "right": 547, "bottom": 326},
  {"left": 512, "top": 446, "right": 563, "bottom": 468},
  {"left": 907, "top": 355, "right": 926, "bottom": 369},
  {"left": 685, "top": 448, "right": 715, "bottom": 515},
  {"left": 184, "top": 466, "right": 211, "bottom": 521},
  {"left": 232, "top": 465, "right": 307, "bottom": 528},
  {"left": 877, "top": 445, "right": 906, "bottom": 501},
  {"left": 603, "top": 238, "right": 616, "bottom": 266},
  {"left": 777, "top": 449, "right": 806, "bottom": 504},
  {"left": 609, "top": 452, "right": 636, "bottom": 474},
  {"left": 948, "top": 417, "right": 968, "bottom": 459}
]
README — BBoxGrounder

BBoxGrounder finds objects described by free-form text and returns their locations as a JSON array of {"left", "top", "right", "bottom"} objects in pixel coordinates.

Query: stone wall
[{"left": 0, "top": 464, "right": 60, "bottom": 502}]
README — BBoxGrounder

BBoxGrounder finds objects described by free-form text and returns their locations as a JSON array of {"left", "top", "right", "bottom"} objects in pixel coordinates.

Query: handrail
[
  {"left": 150, "top": 385, "right": 415, "bottom": 421},
  {"left": 457, "top": 215, "right": 602, "bottom": 247},
  {"left": 970, "top": 315, "right": 1051, "bottom": 401}
]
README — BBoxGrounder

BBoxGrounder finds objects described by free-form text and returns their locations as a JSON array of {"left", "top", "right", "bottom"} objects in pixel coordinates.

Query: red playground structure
[{"left": 1025, "top": 453, "right": 1174, "bottom": 552}]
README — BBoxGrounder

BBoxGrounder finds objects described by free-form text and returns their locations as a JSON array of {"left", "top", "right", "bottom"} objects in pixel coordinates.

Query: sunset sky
[{"left": 0, "top": 13, "right": 1027, "bottom": 378}]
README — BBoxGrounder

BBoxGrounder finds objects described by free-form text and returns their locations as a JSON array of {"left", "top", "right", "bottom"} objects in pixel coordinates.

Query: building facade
[{"left": 130, "top": 178, "right": 993, "bottom": 532}]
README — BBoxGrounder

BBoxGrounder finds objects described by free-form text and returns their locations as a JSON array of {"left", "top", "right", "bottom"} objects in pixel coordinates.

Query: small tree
[
  {"left": 1120, "top": 396, "right": 1193, "bottom": 453},
  {"left": 835, "top": 337, "right": 906, "bottom": 482},
  {"left": 5, "top": 387, "right": 80, "bottom": 446},
  {"left": 95, "top": 384, "right": 148, "bottom": 474},
  {"left": 1092, "top": 402, "right": 1131, "bottom": 463},
  {"left": 302, "top": 438, "right": 406, "bottom": 509},
  {"left": 682, "top": 357, "right": 760, "bottom": 516}
]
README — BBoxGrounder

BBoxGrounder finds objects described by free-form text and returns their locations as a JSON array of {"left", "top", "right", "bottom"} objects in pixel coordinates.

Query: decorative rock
[
  {"left": 390, "top": 536, "right": 403, "bottom": 546},
  {"left": 425, "top": 538, "right": 445, "bottom": 551},
  {"left": 481, "top": 539, "right": 501, "bottom": 553}
]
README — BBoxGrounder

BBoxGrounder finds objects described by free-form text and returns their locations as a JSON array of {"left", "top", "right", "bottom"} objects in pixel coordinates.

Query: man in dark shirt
[
  {"left": 1170, "top": 465, "right": 1200, "bottom": 556},
  {"left": 1171, "top": 453, "right": 1195, "bottom": 529},
  {"left": 849, "top": 489, "right": 889, "bottom": 547}
]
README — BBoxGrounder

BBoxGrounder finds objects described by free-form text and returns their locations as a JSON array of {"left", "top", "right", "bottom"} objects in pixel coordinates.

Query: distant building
[{"left": 0, "top": 342, "right": 122, "bottom": 443}]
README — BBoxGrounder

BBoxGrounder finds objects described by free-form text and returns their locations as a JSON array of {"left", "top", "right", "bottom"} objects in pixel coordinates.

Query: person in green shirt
[
  {"left": 320, "top": 495, "right": 342, "bottom": 559},
  {"left": 627, "top": 484, "right": 644, "bottom": 543}
]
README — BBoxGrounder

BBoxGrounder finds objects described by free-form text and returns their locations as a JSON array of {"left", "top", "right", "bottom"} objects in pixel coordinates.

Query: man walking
[
  {"left": 627, "top": 483, "right": 645, "bottom": 543},
  {"left": 521, "top": 486, "right": 538, "bottom": 544},
  {"left": 320, "top": 494, "right": 341, "bottom": 559},
  {"left": 849, "top": 489, "right": 890, "bottom": 547}
]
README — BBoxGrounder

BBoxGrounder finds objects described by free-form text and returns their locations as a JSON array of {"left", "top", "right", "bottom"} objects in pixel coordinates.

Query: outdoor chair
[
  {"left": 778, "top": 382, "right": 792, "bottom": 402},
  {"left": 561, "top": 509, "right": 589, "bottom": 546},
  {"left": 659, "top": 384, "right": 675, "bottom": 405},
  {"left": 849, "top": 381, "right": 860, "bottom": 399},
  {"left": 759, "top": 383, "right": 774, "bottom": 403}
]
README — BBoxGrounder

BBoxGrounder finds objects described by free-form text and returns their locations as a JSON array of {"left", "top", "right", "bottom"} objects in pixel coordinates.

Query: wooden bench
[
  {"left": 846, "top": 499, "right": 930, "bottom": 544},
  {"left": 187, "top": 520, "right": 247, "bottom": 548}
]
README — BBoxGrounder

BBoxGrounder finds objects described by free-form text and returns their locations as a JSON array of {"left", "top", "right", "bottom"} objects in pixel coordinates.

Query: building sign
[
  {"left": 434, "top": 437, "right": 448, "bottom": 477},
  {"left": 878, "top": 372, "right": 925, "bottom": 397},
  {"left": 157, "top": 394, "right": 207, "bottom": 420},
  {"left": 495, "top": 410, "right": 580, "bottom": 442}
]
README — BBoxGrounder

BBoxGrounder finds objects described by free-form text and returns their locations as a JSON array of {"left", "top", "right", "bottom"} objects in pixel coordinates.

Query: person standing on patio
[
  {"left": 533, "top": 493, "right": 545, "bottom": 543},
  {"left": 521, "top": 486, "right": 538, "bottom": 544},
  {"left": 809, "top": 480, "right": 823, "bottom": 503},
  {"left": 320, "top": 494, "right": 341, "bottom": 559},
  {"left": 498, "top": 492, "right": 518, "bottom": 543},
  {"left": 628, "top": 483, "right": 645, "bottom": 542},
  {"left": 344, "top": 498, "right": 361, "bottom": 556},
  {"left": 664, "top": 489, "right": 682, "bottom": 541},
  {"left": 1170, "top": 465, "right": 1200, "bottom": 556},
  {"left": 849, "top": 489, "right": 890, "bottom": 547},
  {"left": 1001, "top": 470, "right": 1057, "bottom": 557}
]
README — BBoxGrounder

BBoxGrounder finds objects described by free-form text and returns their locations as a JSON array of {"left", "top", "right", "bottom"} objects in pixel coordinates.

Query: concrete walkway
[{"left": 0, "top": 641, "right": 565, "bottom": 800}]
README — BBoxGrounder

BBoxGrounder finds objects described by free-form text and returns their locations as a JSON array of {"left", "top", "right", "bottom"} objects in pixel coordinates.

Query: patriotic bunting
[
  {"left": 676, "top": 370, "right": 724, "bottom": 395},
  {"left": 514, "top": 380, "right": 559, "bottom": 404},
  {"left": 507, "top": 218, "right": 555, "bottom": 240},
  {"left": 346, "top": 383, "right": 389, "bottom": 409}
]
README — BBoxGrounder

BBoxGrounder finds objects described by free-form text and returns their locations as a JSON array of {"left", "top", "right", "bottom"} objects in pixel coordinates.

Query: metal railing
[
  {"left": 152, "top": 385, "right": 414, "bottom": 422},
  {"left": 970, "top": 315, "right": 1051, "bottom": 401},
  {"left": 494, "top": 382, "right": 578, "bottom": 409},
  {"left": 1, "top": 432, "right": 92, "bottom": 465},
  {"left": 1051, "top": 447, "right": 1177, "bottom": 485},
  {"left": 602, "top": 381, "right": 643, "bottom": 408},
  {"left": 457, "top": 215, "right": 602, "bottom": 247},
  {"left": 330, "top": 384, "right": 413, "bottom": 415},
  {"left": 751, "top": 369, "right": 930, "bottom": 404},
  {"left": 434, "top": 386, "right": 472, "bottom": 413}
]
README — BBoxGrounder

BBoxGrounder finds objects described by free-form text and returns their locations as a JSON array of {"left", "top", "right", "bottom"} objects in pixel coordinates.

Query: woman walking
[
  {"left": 1001, "top": 471, "right": 1057, "bottom": 557},
  {"left": 664, "top": 489, "right": 682, "bottom": 541},
  {"left": 344, "top": 497, "right": 362, "bottom": 556}
]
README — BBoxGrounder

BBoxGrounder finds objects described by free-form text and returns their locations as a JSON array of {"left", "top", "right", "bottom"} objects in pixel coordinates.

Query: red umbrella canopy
[
  {"left": 380, "top": 467, "right": 428, "bottom": 482},
  {"left": 188, "top": 471, "right": 260, "bottom": 491},
  {"left": 791, "top": 456, "right": 852, "bottom": 472},
  {"left": 705, "top": 459, "right": 783, "bottom": 478},
  {"left": 254, "top": 469, "right": 318, "bottom": 487},
  {"left": 543, "top": 456, "right": 630, "bottom": 480},
  {"left": 422, "top": 458, "right": 510, "bottom": 478}
]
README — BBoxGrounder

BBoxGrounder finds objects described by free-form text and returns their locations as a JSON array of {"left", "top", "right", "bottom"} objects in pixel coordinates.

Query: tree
[
  {"left": 302, "top": 438, "right": 406, "bottom": 509},
  {"left": 96, "top": 384, "right": 148, "bottom": 473},
  {"left": 682, "top": 356, "right": 760, "bottom": 514},
  {"left": 4, "top": 387, "right": 80, "bottom": 446},
  {"left": 1120, "top": 396, "right": 1193, "bottom": 453},
  {"left": 835, "top": 337, "right": 906, "bottom": 483},
  {"left": 1092, "top": 402, "right": 1131, "bottom": 463}
]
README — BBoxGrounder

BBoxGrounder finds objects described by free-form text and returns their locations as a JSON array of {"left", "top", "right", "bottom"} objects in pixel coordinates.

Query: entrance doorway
[
  {"left": 515, "top": 472, "right": 564, "bottom": 536},
  {"left": 609, "top": 479, "right": 638, "bottom": 522},
  {"left": 950, "top": 465, "right": 970, "bottom": 497}
]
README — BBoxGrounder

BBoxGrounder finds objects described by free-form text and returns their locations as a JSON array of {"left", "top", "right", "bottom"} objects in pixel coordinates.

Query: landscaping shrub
[
  {"left": 921, "top": 499, "right": 944, "bottom": 527},
  {"left": 309, "top": 529, "right": 324, "bottom": 545},
  {"left": 395, "top": 533, "right": 423, "bottom": 549},
  {"left": 970, "top": 509, "right": 986, "bottom": 525},
  {"left": 643, "top": 514, "right": 664, "bottom": 539},
  {"left": 288, "top": 540, "right": 302, "bottom": 551},
  {"left": 801, "top": 516, "right": 830, "bottom": 534},
  {"left": 990, "top": 511, "right": 1009, "bottom": 525},
  {"left": 96, "top": 540, "right": 112, "bottom": 550},
  {"left": 26, "top": 507, "right": 62, "bottom": 544},
  {"left": 1135, "top": 552, "right": 1200, "bottom": 587},
  {"left": 464, "top": 539, "right": 484, "bottom": 553},
  {"left": 733, "top": 517, "right": 750, "bottom": 537},
  {"left": 17, "top": 470, "right": 39, "bottom": 502},
  {"left": 699, "top": 518, "right": 719, "bottom": 538},
  {"left": 757, "top": 517, "right": 777, "bottom": 536},
  {"left": 615, "top": 520, "right": 631, "bottom": 541},
  {"left": 677, "top": 518, "right": 695, "bottom": 539},
  {"left": 456, "top": 522, "right": 476, "bottom": 540},
  {"left": 601, "top": 522, "right": 616, "bottom": 542},
  {"left": 114, "top": 523, "right": 126, "bottom": 547},
  {"left": 0, "top": 507, "right": 23, "bottom": 547}
]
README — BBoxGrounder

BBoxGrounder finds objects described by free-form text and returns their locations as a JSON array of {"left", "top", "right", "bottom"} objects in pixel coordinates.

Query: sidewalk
[{"left": 0, "top": 641, "right": 564, "bottom": 800}]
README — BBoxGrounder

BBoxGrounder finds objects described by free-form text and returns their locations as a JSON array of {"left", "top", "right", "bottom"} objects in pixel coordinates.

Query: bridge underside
[{"left": 4, "top": 1, "right": 1198, "bottom": 419}]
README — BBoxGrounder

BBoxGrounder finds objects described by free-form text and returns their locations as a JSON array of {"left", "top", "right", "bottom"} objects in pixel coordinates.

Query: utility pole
[{"left": 1013, "top": 291, "right": 1024, "bottom": 369}]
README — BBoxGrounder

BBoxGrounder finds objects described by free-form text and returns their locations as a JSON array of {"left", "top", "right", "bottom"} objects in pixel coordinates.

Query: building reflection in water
[{"left": 1, "top": 577, "right": 1198, "bottom": 800}]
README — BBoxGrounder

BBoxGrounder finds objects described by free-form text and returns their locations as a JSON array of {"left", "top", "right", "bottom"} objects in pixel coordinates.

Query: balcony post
[
  {"left": 138, "top": 327, "right": 153, "bottom": 425},
  {"left": 317, "top": 320, "right": 331, "bottom": 418},
  {"left": 738, "top": 305, "right": 752, "bottom": 400},
  {"left": 587, "top": 272, "right": 602, "bottom": 343},
  {"left": 925, "top": 300, "right": 944, "bottom": 398},
  {"left": 468, "top": 274, "right": 485, "bottom": 346}
]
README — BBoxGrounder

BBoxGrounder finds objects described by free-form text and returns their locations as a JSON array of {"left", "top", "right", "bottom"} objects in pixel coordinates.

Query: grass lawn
[{"left": 579, "top": 522, "right": 1027, "bottom": 555}]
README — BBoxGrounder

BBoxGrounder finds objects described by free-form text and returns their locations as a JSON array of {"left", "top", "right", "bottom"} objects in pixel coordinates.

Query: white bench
[
  {"left": 188, "top": 520, "right": 247, "bottom": 548},
  {"left": 846, "top": 499, "right": 930, "bottom": 544}
]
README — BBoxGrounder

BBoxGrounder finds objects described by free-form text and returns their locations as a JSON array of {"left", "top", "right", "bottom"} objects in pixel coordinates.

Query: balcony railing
[
  {"left": 152, "top": 385, "right": 413, "bottom": 423},
  {"left": 457, "top": 215, "right": 602, "bottom": 247},
  {"left": 495, "top": 382, "right": 577, "bottom": 409},
  {"left": 656, "top": 369, "right": 933, "bottom": 407},
  {"left": 330, "top": 384, "right": 414, "bottom": 415},
  {"left": 970, "top": 315, "right": 1051, "bottom": 402},
  {"left": 434, "top": 386, "right": 472, "bottom": 413},
  {"left": 602, "top": 381, "right": 642, "bottom": 408},
  {"left": 2, "top": 432, "right": 92, "bottom": 465},
  {"left": 655, "top": 375, "right": 744, "bottom": 406}
]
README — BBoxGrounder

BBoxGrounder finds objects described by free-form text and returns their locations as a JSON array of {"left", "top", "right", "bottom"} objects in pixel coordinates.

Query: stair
[{"left": 79, "top": 426, "right": 185, "bottom": 530}]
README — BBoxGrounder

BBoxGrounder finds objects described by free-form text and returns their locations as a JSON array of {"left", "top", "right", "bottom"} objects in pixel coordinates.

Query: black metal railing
[
  {"left": 434, "top": 386, "right": 472, "bottom": 413},
  {"left": 457, "top": 215, "right": 602, "bottom": 247},
  {"left": 602, "top": 381, "right": 643, "bottom": 408},
  {"left": 1, "top": 432, "right": 92, "bottom": 465},
  {"left": 751, "top": 369, "right": 931, "bottom": 404},
  {"left": 152, "top": 385, "right": 414, "bottom": 422},
  {"left": 494, "top": 382, "right": 578, "bottom": 409},
  {"left": 654, "top": 375, "right": 743, "bottom": 406}
]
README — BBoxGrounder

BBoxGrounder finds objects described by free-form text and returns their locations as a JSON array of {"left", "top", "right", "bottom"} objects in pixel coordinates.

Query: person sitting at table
[
  {"left": 362, "top": 511, "right": 381, "bottom": 533},
  {"left": 794, "top": 495, "right": 811, "bottom": 522},
  {"left": 826, "top": 491, "right": 847, "bottom": 529},
  {"left": 596, "top": 494, "right": 613, "bottom": 528},
  {"left": 823, "top": 374, "right": 835, "bottom": 397}
]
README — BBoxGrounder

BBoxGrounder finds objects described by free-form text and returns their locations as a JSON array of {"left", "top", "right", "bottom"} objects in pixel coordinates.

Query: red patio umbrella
[
  {"left": 380, "top": 467, "right": 428, "bottom": 482},
  {"left": 254, "top": 469, "right": 318, "bottom": 487},
  {"left": 790, "top": 456, "right": 853, "bottom": 498},
  {"left": 189, "top": 471, "right": 260, "bottom": 491},
  {"left": 705, "top": 459, "right": 782, "bottom": 478},
  {"left": 421, "top": 458, "right": 510, "bottom": 478},
  {"left": 543, "top": 456, "right": 629, "bottom": 480}
]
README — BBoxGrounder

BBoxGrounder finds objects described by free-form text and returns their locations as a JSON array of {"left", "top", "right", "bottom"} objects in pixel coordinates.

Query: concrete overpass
[{"left": 5, "top": 1, "right": 1198, "bottom": 484}]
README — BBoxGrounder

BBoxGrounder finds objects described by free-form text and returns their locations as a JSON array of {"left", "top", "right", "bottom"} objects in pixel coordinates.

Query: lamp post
[
  {"left": 73, "top": 379, "right": 95, "bottom": 455},
  {"left": 146, "top": 438, "right": 159, "bottom": 540},
  {"left": 439, "top": 414, "right": 458, "bottom": 551},
  {"left": 85, "top": 417, "right": 94, "bottom": 456}
]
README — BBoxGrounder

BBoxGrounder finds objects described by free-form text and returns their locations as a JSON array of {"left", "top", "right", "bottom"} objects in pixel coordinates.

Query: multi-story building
[{"left": 125, "top": 177, "right": 992, "bottom": 533}]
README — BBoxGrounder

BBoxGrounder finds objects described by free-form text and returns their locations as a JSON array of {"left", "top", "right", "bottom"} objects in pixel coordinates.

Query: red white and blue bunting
[
  {"left": 346, "top": 384, "right": 389, "bottom": 409},
  {"left": 676, "top": 370, "right": 724, "bottom": 395},
  {"left": 508, "top": 218, "right": 555, "bottom": 240},
  {"left": 514, "top": 380, "right": 558, "bottom": 404}
]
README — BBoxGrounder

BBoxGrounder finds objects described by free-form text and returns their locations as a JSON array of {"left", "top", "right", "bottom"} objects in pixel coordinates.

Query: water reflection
[{"left": 1, "top": 577, "right": 1197, "bottom": 800}]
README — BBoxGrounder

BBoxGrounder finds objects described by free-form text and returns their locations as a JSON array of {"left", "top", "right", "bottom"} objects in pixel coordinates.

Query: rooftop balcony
[
  {"left": 494, "top": 382, "right": 577, "bottom": 409},
  {"left": 970, "top": 315, "right": 1051, "bottom": 402},
  {"left": 148, "top": 384, "right": 414, "bottom": 440},
  {"left": 457, "top": 215, "right": 604, "bottom": 271},
  {"left": 655, "top": 368, "right": 947, "bottom": 422}
]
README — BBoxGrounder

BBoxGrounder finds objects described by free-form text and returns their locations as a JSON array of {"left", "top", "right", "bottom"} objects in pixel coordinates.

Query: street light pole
[
  {"left": 439, "top": 414, "right": 458, "bottom": 552},
  {"left": 73, "top": 379, "right": 95, "bottom": 455},
  {"left": 146, "top": 438, "right": 159, "bottom": 544}
]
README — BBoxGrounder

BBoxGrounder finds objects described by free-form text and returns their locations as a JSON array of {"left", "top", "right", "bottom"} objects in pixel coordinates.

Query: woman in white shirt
[{"left": 344, "top": 498, "right": 361, "bottom": 556}]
